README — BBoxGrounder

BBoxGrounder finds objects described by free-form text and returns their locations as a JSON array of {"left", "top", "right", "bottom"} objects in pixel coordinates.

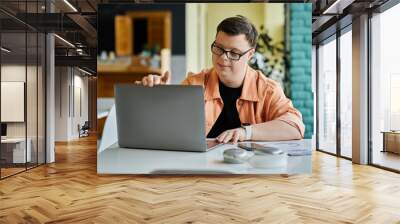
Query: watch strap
[{"left": 241, "top": 123, "right": 252, "bottom": 140}]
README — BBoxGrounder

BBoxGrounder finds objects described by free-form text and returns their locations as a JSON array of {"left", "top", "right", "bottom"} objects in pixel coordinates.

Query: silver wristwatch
[{"left": 241, "top": 123, "right": 252, "bottom": 140}]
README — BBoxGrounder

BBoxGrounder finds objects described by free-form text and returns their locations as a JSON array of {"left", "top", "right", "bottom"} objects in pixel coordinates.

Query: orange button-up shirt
[{"left": 181, "top": 65, "right": 305, "bottom": 138}]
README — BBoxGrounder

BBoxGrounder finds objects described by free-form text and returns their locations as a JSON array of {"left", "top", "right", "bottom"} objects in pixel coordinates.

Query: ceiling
[
  {"left": 0, "top": 0, "right": 396, "bottom": 72},
  {"left": 311, "top": 0, "right": 391, "bottom": 43}
]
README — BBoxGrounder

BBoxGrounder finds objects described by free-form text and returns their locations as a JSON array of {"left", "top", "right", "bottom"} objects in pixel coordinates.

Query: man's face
[{"left": 212, "top": 31, "right": 254, "bottom": 87}]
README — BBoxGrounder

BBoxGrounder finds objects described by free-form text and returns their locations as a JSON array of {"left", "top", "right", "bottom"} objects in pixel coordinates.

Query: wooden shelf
[
  {"left": 98, "top": 64, "right": 162, "bottom": 76},
  {"left": 98, "top": 62, "right": 162, "bottom": 97}
]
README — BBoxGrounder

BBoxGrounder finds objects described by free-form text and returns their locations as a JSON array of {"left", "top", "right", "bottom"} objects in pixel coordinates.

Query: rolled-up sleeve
[
  {"left": 266, "top": 84, "right": 305, "bottom": 138},
  {"left": 181, "top": 78, "right": 190, "bottom": 85}
]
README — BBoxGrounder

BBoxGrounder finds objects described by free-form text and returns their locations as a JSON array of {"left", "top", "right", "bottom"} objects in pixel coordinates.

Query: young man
[{"left": 137, "top": 15, "right": 305, "bottom": 143}]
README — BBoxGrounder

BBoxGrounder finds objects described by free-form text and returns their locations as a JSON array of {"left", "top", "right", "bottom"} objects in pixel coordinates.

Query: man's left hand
[{"left": 216, "top": 128, "right": 246, "bottom": 144}]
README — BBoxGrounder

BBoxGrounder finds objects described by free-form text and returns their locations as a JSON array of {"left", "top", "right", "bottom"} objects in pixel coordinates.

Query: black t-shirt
[{"left": 207, "top": 80, "right": 242, "bottom": 138}]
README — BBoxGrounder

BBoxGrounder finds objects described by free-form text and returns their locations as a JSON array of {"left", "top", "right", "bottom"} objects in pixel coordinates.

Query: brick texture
[{"left": 289, "top": 3, "right": 313, "bottom": 139}]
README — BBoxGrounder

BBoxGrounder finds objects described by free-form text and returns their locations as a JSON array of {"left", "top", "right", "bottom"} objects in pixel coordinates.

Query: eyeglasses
[{"left": 211, "top": 41, "right": 253, "bottom": 61}]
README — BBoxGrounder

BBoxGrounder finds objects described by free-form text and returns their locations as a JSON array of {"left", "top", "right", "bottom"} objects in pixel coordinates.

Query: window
[
  {"left": 317, "top": 37, "right": 337, "bottom": 154},
  {"left": 316, "top": 26, "right": 353, "bottom": 159},
  {"left": 339, "top": 29, "right": 352, "bottom": 158},
  {"left": 371, "top": 3, "right": 400, "bottom": 171},
  {"left": 0, "top": 1, "right": 46, "bottom": 179}
]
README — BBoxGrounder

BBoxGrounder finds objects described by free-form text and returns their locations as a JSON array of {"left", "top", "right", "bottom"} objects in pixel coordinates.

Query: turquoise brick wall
[{"left": 289, "top": 3, "right": 313, "bottom": 139}]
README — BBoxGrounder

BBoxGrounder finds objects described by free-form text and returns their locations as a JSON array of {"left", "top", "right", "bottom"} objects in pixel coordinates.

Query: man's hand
[
  {"left": 135, "top": 71, "right": 171, "bottom": 87},
  {"left": 216, "top": 128, "right": 246, "bottom": 144}
]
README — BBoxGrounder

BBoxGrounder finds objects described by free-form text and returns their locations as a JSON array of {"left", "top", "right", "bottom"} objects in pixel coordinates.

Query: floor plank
[
  {"left": 373, "top": 151, "right": 400, "bottom": 171},
  {"left": 1, "top": 136, "right": 400, "bottom": 223}
]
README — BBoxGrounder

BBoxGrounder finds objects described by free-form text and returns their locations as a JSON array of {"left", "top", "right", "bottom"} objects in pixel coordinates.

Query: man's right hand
[{"left": 135, "top": 71, "right": 171, "bottom": 87}]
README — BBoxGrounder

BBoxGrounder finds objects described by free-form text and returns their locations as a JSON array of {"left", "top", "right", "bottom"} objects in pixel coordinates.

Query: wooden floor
[
  {"left": 1, "top": 163, "right": 44, "bottom": 178},
  {"left": 1, "top": 136, "right": 400, "bottom": 224},
  {"left": 373, "top": 151, "right": 400, "bottom": 171},
  {"left": 1, "top": 167, "right": 26, "bottom": 178}
]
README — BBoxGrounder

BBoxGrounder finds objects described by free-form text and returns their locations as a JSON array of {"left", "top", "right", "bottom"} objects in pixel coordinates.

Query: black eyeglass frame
[{"left": 211, "top": 41, "right": 253, "bottom": 61}]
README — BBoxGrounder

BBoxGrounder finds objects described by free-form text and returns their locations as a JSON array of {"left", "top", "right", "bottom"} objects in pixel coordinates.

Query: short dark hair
[{"left": 216, "top": 15, "right": 258, "bottom": 48}]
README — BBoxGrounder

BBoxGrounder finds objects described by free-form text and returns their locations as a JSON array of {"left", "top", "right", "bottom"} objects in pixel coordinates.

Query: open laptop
[{"left": 114, "top": 84, "right": 221, "bottom": 152}]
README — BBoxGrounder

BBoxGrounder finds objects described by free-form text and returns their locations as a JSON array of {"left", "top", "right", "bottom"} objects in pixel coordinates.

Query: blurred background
[{"left": 98, "top": 3, "right": 287, "bottom": 86}]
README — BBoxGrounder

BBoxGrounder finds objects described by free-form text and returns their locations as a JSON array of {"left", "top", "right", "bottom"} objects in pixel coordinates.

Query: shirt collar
[
  {"left": 204, "top": 65, "right": 259, "bottom": 102},
  {"left": 239, "top": 65, "right": 259, "bottom": 102}
]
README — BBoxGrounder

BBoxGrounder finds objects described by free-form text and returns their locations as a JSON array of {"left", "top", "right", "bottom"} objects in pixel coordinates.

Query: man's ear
[{"left": 248, "top": 49, "right": 255, "bottom": 60}]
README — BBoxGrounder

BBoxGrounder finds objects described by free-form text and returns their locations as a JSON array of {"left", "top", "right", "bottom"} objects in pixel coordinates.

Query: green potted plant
[{"left": 249, "top": 25, "right": 291, "bottom": 97}]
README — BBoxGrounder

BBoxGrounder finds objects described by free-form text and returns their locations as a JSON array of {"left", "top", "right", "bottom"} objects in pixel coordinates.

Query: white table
[
  {"left": 97, "top": 97, "right": 114, "bottom": 119},
  {"left": 1, "top": 138, "right": 31, "bottom": 163},
  {"left": 98, "top": 105, "right": 312, "bottom": 175}
]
